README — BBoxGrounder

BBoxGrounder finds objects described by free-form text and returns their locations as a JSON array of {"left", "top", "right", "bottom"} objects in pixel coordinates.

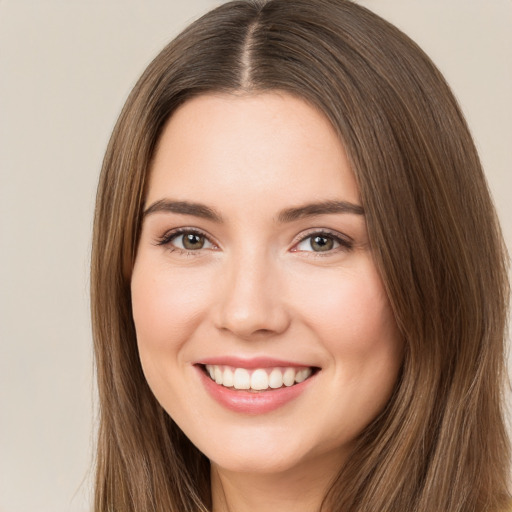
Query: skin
[{"left": 131, "top": 92, "right": 403, "bottom": 512}]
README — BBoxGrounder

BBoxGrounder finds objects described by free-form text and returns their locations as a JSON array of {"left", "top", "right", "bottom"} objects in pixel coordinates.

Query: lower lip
[{"left": 196, "top": 366, "right": 316, "bottom": 414}]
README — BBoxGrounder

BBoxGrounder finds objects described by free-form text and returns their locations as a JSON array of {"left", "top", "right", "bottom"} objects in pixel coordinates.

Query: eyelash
[
  {"left": 155, "top": 228, "right": 354, "bottom": 255},
  {"left": 155, "top": 228, "right": 216, "bottom": 255},
  {"left": 291, "top": 229, "right": 354, "bottom": 255}
]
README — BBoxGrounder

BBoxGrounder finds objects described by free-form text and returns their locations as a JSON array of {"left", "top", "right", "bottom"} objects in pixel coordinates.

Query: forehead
[{"left": 146, "top": 92, "right": 360, "bottom": 210}]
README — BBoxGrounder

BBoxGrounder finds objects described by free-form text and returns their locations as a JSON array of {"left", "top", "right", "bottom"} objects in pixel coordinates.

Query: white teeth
[
  {"left": 204, "top": 364, "right": 313, "bottom": 391},
  {"left": 283, "top": 368, "right": 295, "bottom": 387},
  {"left": 269, "top": 368, "right": 283, "bottom": 389},
  {"left": 233, "top": 368, "right": 251, "bottom": 390},
  {"left": 223, "top": 367, "right": 234, "bottom": 387},
  {"left": 295, "top": 368, "right": 312, "bottom": 383},
  {"left": 251, "top": 369, "right": 269, "bottom": 390},
  {"left": 214, "top": 366, "right": 223, "bottom": 385}
]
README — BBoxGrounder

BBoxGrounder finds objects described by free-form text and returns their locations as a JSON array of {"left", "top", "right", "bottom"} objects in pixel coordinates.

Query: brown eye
[
  {"left": 160, "top": 230, "right": 215, "bottom": 251},
  {"left": 294, "top": 231, "right": 353, "bottom": 254},
  {"left": 310, "top": 235, "right": 334, "bottom": 252},
  {"left": 181, "top": 233, "right": 206, "bottom": 250}
]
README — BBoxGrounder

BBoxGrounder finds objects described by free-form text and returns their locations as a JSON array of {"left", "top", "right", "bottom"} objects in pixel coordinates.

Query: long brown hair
[{"left": 91, "top": 1, "right": 510, "bottom": 510}]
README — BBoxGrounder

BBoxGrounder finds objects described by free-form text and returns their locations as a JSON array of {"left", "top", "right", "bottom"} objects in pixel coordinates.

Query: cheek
[
  {"left": 130, "top": 258, "right": 218, "bottom": 421},
  {"left": 130, "top": 256, "right": 218, "bottom": 447},
  {"left": 291, "top": 258, "right": 402, "bottom": 413},
  {"left": 130, "top": 259, "right": 213, "bottom": 357},
  {"left": 291, "top": 261, "right": 398, "bottom": 353}
]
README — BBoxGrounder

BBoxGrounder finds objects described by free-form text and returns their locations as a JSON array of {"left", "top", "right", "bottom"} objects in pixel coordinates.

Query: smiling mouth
[{"left": 201, "top": 364, "right": 318, "bottom": 392}]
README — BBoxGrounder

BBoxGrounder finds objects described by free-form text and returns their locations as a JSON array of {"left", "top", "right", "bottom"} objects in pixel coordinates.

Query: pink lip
[
  {"left": 195, "top": 356, "right": 312, "bottom": 369},
  {"left": 195, "top": 364, "right": 316, "bottom": 415}
]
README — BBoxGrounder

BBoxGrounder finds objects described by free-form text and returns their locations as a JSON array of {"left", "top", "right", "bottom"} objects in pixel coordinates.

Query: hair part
[{"left": 91, "top": 1, "right": 510, "bottom": 510}]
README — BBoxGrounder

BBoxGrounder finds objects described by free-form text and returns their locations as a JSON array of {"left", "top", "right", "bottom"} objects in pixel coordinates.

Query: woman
[{"left": 91, "top": 0, "right": 511, "bottom": 510}]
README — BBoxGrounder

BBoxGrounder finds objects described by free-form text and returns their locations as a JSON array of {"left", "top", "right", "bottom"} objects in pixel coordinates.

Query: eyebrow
[
  {"left": 143, "top": 199, "right": 223, "bottom": 222},
  {"left": 277, "top": 200, "right": 364, "bottom": 222},
  {"left": 142, "top": 198, "right": 364, "bottom": 223}
]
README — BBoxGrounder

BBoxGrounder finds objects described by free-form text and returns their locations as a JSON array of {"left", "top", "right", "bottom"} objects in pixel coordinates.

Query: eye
[
  {"left": 157, "top": 229, "right": 215, "bottom": 252},
  {"left": 293, "top": 231, "right": 353, "bottom": 253}
]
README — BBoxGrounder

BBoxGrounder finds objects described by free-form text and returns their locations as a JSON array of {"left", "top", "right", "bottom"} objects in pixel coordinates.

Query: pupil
[
  {"left": 183, "top": 233, "right": 204, "bottom": 250},
  {"left": 311, "top": 236, "right": 333, "bottom": 252}
]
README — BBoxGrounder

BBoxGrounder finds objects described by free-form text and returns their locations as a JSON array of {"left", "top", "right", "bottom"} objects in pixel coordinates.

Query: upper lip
[{"left": 194, "top": 356, "right": 317, "bottom": 369}]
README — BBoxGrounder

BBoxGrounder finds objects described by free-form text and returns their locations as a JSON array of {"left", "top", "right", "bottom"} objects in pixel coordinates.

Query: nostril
[
  {"left": 212, "top": 268, "right": 291, "bottom": 338},
  {"left": 215, "top": 306, "right": 291, "bottom": 339}
]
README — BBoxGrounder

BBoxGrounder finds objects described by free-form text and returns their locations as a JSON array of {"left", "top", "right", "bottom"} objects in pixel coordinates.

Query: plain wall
[{"left": 0, "top": 1, "right": 510, "bottom": 511}]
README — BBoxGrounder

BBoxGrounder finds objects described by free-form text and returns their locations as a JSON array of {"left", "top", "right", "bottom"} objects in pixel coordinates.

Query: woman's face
[{"left": 131, "top": 92, "right": 402, "bottom": 477}]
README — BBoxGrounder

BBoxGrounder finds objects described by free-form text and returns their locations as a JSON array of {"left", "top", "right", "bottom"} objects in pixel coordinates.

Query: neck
[{"left": 210, "top": 451, "right": 345, "bottom": 512}]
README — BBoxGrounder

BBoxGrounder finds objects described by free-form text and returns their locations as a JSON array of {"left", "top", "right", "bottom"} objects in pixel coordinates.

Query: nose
[{"left": 213, "top": 252, "right": 291, "bottom": 340}]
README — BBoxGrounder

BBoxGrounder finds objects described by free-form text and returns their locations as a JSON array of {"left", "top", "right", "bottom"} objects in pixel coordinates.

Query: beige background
[{"left": 0, "top": 1, "right": 510, "bottom": 511}]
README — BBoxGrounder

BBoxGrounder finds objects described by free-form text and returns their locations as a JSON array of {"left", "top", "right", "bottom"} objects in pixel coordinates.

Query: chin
[
  {"left": 191, "top": 423, "right": 345, "bottom": 477},
  {"left": 210, "top": 448, "right": 309, "bottom": 475}
]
